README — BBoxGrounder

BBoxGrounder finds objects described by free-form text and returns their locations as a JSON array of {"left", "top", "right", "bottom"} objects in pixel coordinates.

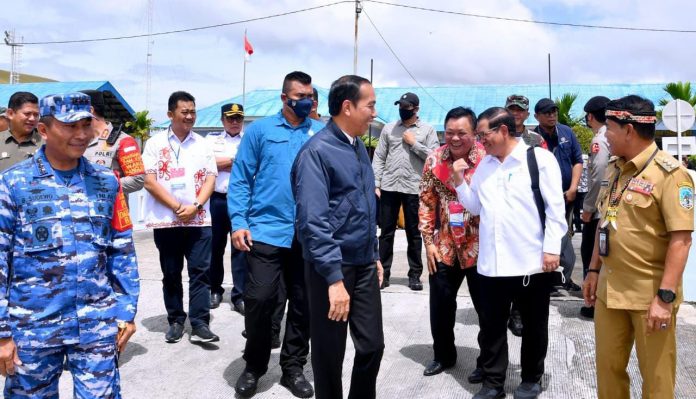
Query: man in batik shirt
[{"left": 419, "top": 107, "right": 487, "bottom": 384}]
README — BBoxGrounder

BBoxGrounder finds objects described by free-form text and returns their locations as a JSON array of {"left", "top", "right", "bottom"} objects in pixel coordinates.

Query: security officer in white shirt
[
  {"left": 205, "top": 103, "right": 248, "bottom": 312},
  {"left": 454, "top": 107, "right": 566, "bottom": 399}
]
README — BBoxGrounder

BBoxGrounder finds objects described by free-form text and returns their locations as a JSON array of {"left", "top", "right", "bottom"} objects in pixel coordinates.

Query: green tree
[
  {"left": 658, "top": 81, "right": 696, "bottom": 136},
  {"left": 125, "top": 110, "right": 155, "bottom": 146},
  {"left": 554, "top": 93, "right": 582, "bottom": 127},
  {"left": 572, "top": 125, "right": 593, "bottom": 154},
  {"left": 659, "top": 81, "right": 696, "bottom": 107}
]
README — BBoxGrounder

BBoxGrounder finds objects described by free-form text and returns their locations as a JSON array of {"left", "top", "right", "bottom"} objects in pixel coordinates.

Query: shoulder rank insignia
[
  {"left": 656, "top": 154, "right": 679, "bottom": 173},
  {"left": 608, "top": 155, "right": 619, "bottom": 164}
]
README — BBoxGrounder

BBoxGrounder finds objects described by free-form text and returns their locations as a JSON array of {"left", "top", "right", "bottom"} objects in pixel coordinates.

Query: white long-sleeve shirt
[{"left": 456, "top": 140, "right": 567, "bottom": 277}]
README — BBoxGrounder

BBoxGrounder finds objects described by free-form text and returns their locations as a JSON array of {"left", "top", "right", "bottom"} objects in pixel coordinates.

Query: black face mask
[{"left": 399, "top": 108, "right": 415, "bottom": 121}]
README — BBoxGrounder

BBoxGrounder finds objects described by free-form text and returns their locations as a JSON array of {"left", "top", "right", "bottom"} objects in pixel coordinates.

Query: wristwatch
[
  {"left": 657, "top": 289, "right": 676, "bottom": 304},
  {"left": 193, "top": 201, "right": 203, "bottom": 211}
]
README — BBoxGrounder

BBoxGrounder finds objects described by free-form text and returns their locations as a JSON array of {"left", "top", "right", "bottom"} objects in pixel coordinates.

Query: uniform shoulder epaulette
[
  {"left": 655, "top": 153, "right": 680, "bottom": 173},
  {"left": 608, "top": 155, "right": 619, "bottom": 163}
]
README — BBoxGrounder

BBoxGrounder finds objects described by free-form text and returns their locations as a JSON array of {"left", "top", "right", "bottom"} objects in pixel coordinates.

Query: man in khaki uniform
[
  {"left": 0, "top": 92, "right": 41, "bottom": 172},
  {"left": 583, "top": 95, "right": 693, "bottom": 399}
]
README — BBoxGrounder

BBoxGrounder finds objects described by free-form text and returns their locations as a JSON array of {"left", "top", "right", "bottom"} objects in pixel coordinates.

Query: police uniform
[
  {"left": 84, "top": 123, "right": 145, "bottom": 196},
  {"left": 0, "top": 94, "right": 140, "bottom": 398},
  {"left": 204, "top": 123, "right": 247, "bottom": 306},
  {"left": 595, "top": 142, "right": 694, "bottom": 398},
  {"left": 0, "top": 129, "right": 43, "bottom": 172}
]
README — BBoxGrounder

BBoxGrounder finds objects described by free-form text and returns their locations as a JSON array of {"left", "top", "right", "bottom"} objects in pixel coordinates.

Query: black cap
[
  {"left": 80, "top": 90, "right": 104, "bottom": 108},
  {"left": 534, "top": 98, "right": 558, "bottom": 114},
  {"left": 394, "top": 92, "right": 419, "bottom": 107},
  {"left": 583, "top": 96, "right": 610, "bottom": 113},
  {"left": 221, "top": 103, "right": 244, "bottom": 117}
]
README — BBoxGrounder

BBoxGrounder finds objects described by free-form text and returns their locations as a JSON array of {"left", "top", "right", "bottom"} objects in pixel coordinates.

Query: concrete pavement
[{"left": 2, "top": 230, "right": 696, "bottom": 398}]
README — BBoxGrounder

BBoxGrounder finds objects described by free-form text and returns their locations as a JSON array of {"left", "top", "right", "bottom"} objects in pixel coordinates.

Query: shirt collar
[
  {"left": 3, "top": 129, "right": 41, "bottom": 145},
  {"left": 398, "top": 118, "right": 420, "bottom": 128},
  {"left": 31, "top": 145, "right": 95, "bottom": 178},
  {"left": 340, "top": 129, "right": 355, "bottom": 145},
  {"left": 621, "top": 142, "right": 658, "bottom": 173},
  {"left": 168, "top": 127, "right": 195, "bottom": 144},
  {"left": 508, "top": 138, "right": 529, "bottom": 162},
  {"left": 89, "top": 121, "right": 114, "bottom": 145},
  {"left": 274, "top": 110, "right": 311, "bottom": 129}
]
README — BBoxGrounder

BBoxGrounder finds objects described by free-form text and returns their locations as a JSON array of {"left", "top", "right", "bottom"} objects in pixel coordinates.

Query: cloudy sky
[{"left": 2, "top": 0, "right": 695, "bottom": 122}]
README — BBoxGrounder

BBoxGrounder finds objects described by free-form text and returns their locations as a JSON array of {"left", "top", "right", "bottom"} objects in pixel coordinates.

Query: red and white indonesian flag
[{"left": 244, "top": 33, "right": 254, "bottom": 61}]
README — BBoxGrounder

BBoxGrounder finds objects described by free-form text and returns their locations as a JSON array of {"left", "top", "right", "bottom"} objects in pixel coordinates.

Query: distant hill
[{"left": 0, "top": 70, "right": 55, "bottom": 83}]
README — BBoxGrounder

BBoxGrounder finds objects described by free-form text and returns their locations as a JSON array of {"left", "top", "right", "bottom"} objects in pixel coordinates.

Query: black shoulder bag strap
[{"left": 527, "top": 146, "right": 546, "bottom": 231}]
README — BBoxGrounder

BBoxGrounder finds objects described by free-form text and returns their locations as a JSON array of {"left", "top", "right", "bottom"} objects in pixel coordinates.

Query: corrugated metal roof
[
  {"left": 157, "top": 87, "right": 330, "bottom": 129},
  {"left": 158, "top": 83, "right": 674, "bottom": 131},
  {"left": 0, "top": 81, "right": 135, "bottom": 116}
]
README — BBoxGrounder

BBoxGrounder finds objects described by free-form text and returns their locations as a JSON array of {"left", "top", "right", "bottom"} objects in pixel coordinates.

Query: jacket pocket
[
  {"left": 329, "top": 196, "right": 352, "bottom": 233},
  {"left": 22, "top": 217, "right": 63, "bottom": 253},
  {"left": 89, "top": 200, "right": 114, "bottom": 248}
]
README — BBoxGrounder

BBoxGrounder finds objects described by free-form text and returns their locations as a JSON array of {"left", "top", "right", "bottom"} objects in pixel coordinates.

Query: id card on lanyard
[
  {"left": 168, "top": 133, "right": 188, "bottom": 202},
  {"left": 448, "top": 201, "right": 467, "bottom": 246}
]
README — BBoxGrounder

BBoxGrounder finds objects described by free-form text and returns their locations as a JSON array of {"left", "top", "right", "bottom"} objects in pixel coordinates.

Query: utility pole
[
  {"left": 353, "top": 0, "right": 362, "bottom": 74},
  {"left": 145, "top": 0, "right": 154, "bottom": 111},
  {"left": 547, "top": 53, "right": 552, "bottom": 99},
  {"left": 4, "top": 30, "right": 22, "bottom": 84}
]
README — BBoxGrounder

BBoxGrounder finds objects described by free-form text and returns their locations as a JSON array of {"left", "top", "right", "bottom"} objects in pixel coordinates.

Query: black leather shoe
[
  {"left": 235, "top": 370, "right": 259, "bottom": 397},
  {"left": 507, "top": 310, "right": 523, "bottom": 337},
  {"left": 280, "top": 373, "right": 314, "bottom": 398},
  {"left": 233, "top": 301, "right": 245, "bottom": 316},
  {"left": 210, "top": 292, "right": 222, "bottom": 309},
  {"left": 468, "top": 367, "right": 485, "bottom": 384},
  {"left": 165, "top": 322, "right": 185, "bottom": 343},
  {"left": 409, "top": 277, "right": 423, "bottom": 291},
  {"left": 423, "top": 360, "right": 453, "bottom": 376},
  {"left": 580, "top": 306, "right": 595, "bottom": 319},
  {"left": 564, "top": 280, "right": 581, "bottom": 292},
  {"left": 473, "top": 385, "right": 506, "bottom": 399},
  {"left": 271, "top": 331, "right": 281, "bottom": 349},
  {"left": 380, "top": 278, "right": 390, "bottom": 290}
]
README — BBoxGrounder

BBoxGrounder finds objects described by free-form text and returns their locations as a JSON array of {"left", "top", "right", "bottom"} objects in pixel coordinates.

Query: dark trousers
[
  {"left": 378, "top": 190, "right": 423, "bottom": 280},
  {"left": 307, "top": 262, "right": 384, "bottom": 399},
  {"left": 243, "top": 240, "right": 309, "bottom": 376},
  {"left": 573, "top": 192, "right": 586, "bottom": 231},
  {"left": 580, "top": 218, "right": 599, "bottom": 279},
  {"left": 477, "top": 272, "right": 553, "bottom": 389},
  {"left": 153, "top": 227, "right": 212, "bottom": 329},
  {"left": 429, "top": 262, "right": 482, "bottom": 368},
  {"left": 209, "top": 192, "right": 248, "bottom": 304}
]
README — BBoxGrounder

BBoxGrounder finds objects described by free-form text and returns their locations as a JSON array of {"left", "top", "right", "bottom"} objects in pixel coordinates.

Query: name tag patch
[{"left": 627, "top": 178, "right": 654, "bottom": 195}]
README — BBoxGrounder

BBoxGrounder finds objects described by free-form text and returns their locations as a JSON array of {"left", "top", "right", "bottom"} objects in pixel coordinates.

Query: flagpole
[{"left": 242, "top": 29, "right": 247, "bottom": 107}]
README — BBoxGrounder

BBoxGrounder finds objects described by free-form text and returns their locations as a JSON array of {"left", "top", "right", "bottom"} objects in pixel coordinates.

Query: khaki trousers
[{"left": 595, "top": 298, "right": 678, "bottom": 399}]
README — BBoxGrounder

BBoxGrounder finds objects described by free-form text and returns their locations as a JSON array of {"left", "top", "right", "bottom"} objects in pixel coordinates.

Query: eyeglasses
[
  {"left": 475, "top": 125, "right": 501, "bottom": 140},
  {"left": 224, "top": 115, "right": 244, "bottom": 122}
]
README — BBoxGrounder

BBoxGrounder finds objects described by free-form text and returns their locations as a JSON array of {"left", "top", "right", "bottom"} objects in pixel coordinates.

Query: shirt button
[{"left": 608, "top": 269, "right": 612, "bottom": 274}]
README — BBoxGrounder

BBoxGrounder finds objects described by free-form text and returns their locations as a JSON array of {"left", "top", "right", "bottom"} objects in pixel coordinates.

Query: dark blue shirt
[{"left": 535, "top": 124, "right": 583, "bottom": 191}]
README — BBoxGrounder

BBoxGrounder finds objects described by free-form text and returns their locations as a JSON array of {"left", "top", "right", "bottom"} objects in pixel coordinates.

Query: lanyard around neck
[{"left": 608, "top": 147, "right": 659, "bottom": 207}]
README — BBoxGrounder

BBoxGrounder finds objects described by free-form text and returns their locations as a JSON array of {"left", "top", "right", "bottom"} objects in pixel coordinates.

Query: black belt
[{"left": 211, "top": 192, "right": 227, "bottom": 198}]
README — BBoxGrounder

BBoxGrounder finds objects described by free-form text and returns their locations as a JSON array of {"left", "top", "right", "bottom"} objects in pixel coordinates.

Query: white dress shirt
[
  {"left": 204, "top": 130, "right": 243, "bottom": 193},
  {"left": 142, "top": 129, "right": 217, "bottom": 228},
  {"left": 456, "top": 140, "right": 567, "bottom": 277}
]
